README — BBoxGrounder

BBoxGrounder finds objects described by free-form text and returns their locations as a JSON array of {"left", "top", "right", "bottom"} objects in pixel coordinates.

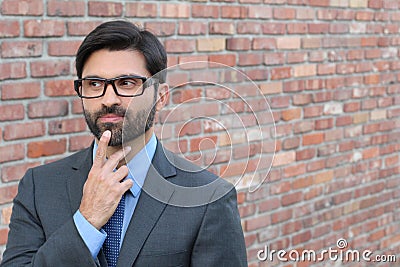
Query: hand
[{"left": 79, "top": 130, "right": 133, "bottom": 230}]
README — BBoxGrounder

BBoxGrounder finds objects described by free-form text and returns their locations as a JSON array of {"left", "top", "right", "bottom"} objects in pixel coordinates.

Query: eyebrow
[{"left": 82, "top": 73, "right": 146, "bottom": 79}]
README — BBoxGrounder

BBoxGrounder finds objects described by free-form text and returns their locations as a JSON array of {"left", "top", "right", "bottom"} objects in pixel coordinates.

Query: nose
[{"left": 101, "top": 83, "right": 121, "bottom": 107}]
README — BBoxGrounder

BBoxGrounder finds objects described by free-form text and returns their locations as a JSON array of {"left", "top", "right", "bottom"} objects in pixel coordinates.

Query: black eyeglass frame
[{"left": 74, "top": 75, "right": 152, "bottom": 99}]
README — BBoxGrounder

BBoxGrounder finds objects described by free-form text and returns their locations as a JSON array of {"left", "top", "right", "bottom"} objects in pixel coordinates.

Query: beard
[{"left": 83, "top": 100, "right": 157, "bottom": 147}]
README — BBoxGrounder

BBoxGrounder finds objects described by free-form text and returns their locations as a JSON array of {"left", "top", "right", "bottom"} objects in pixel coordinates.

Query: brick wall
[{"left": 1, "top": 0, "right": 400, "bottom": 266}]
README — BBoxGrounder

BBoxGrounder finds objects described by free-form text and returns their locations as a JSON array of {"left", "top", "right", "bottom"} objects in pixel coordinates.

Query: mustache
[{"left": 94, "top": 105, "right": 127, "bottom": 119}]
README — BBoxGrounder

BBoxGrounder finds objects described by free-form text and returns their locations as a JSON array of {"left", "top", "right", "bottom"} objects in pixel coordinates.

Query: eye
[
  {"left": 118, "top": 78, "right": 140, "bottom": 88},
  {"left": 89, "top": 80, "right": 104, "bottom": 87}
]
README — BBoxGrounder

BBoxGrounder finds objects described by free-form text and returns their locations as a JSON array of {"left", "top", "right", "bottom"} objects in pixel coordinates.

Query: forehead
[{"left": 82, "top": 49, "right": 149, "bottom": 78}]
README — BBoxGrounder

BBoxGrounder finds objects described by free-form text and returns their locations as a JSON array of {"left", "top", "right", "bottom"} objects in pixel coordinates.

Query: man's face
[{"left": 81, "top": 49, "right": 157, "bottom": 146}]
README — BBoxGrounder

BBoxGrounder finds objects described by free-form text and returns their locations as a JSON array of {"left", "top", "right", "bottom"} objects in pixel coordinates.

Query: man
[{"left": 1, "top": 20, "right": 247, "bottom": 266}]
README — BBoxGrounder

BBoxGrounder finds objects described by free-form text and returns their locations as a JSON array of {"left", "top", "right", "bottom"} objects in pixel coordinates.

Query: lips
[{"left": 98, "top": 114, "right": 124, "bottom": 123}]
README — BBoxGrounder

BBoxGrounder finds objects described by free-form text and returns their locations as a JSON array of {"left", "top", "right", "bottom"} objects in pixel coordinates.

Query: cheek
[{"left": 82, "top": 99, "right": 101, "bottom": 112}]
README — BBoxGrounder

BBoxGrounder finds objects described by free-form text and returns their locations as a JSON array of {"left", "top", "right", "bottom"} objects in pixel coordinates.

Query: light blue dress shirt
[{"left": 73, "top": 134, "right": 157, "bottom": 258}]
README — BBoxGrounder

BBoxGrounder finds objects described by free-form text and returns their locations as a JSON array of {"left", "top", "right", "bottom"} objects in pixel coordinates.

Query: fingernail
[
  {"left": 104, "top": 130, "right": 111, "bottom": 138},
  {"left": 124, "top": 146, "right": 131, "bottom": 153}
]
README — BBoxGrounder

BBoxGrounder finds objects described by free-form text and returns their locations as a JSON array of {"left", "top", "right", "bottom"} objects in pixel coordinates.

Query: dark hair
[{"left": 75, "top": 20, "right": 167, "bottom": 83}]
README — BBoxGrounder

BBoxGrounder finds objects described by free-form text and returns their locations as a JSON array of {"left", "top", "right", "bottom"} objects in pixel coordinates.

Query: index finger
[{"left": 93, "top": 130, "right": 111, "bottom": 168}]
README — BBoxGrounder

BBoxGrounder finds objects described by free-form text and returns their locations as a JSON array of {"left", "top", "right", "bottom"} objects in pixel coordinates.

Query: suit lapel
[
  {"left": 67, "top": 144, "right": 110, "bottom": 266},
  {"left": 117, "top": 142, "right": 176, "bottom": 267},
  {"left": 67, "top": 144, "right": 94, "bottom": 213}
]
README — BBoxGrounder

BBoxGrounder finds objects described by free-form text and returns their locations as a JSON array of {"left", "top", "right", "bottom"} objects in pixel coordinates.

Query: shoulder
[{"left": 27, "top": 146, "right": 92, "bottom": 177}]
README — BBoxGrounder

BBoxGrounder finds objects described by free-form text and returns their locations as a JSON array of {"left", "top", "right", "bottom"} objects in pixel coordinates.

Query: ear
[{"left": 155, "top": 83, "right": 169, "bottom": 112}]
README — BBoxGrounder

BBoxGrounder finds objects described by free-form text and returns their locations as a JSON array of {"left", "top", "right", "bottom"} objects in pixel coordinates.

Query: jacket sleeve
[
  {"left": 190, "top": 186, "right": 248, "bottom": 267},
  {"left": 0, "top": 169, "right": 98, "bottom": 267}
]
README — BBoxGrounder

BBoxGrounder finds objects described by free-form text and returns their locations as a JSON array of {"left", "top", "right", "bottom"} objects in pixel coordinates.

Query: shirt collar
[{"left": 92, "top": 134, "right": 157, "bottom": 198}]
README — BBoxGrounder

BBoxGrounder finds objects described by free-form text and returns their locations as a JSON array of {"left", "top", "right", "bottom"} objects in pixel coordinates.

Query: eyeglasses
[{"left": 74, "top": 75, "right": 151, "bottom": 99}]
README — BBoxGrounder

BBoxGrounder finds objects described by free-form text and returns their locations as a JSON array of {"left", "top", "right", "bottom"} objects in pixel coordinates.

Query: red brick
[
  {"left": 277, "top": 37, "right": 301, "bottom": 50},
  {"left": 292, "top": 231, "right": 312, "bottom": 245},
  {"left": 281, "top": 108, "right": 301, "bottom": 121},
  {"left": 294, "top": 121, "right": 314, "bottom": 134},
  {"left": 292, "top": 176, "right": 313, "bottom": 190},
  {"left": 296, "top": 148, "right": 316, "bottom": 161},
  {"left": 48, "top": 118, "right": 87, "bottom": 135},
  {"left": 1, "top": 162, "right": 41, "bottom": 182},
  {"left": 220, "top": 161, "right": 246, "bottom": 177},
  {"left": 191, "top": 4, "right": 219, "bottom": 18},
  {"left": 238, "top": 204, "right": 256, "bottom": 218},
  {"left": 271, "top": 209, "right": 292, "bottom": 224},
  {"left": 1, "top": 41, "right": 42, "bottom": 58},
  {"left": 1, "top": 82, "right": 40, "bottom": 100},
  {"left": 179, "top": 22, "right": 207, "bottom": 35},
  {"left": 72, "top": 99, "right": 84, "bottom": 114},
  {"left": 209, "top": 22, "right": 235, "bottom": 35},
  {"left": 238, "top": 53, "right": 263, "bottom": 66},
  {"left": 45, "top": 80, "right": 75, "bottom": 97},
  {"left": 1, "top": 0, "right": 43, "bottom": 15},
  {"left": 293, "top": 94, "right": 311, "bottom": 106},
  {"left": 145, "top": 22, "right": 175, "bottom": 37},
  {"left": 270, "top": 67, "right": 291, "bottom": 80},
  {"left": 4, "top": 121, "right": 45, "bottom": 140},
  {"left": 164, "top": 39, "right": 196, "bottom": 53},
  {"left": 0, "top": 20, "right": 20, "bottom": 38},
  {"left": 160, "top": 3, "right": 190, "bottom": 18},
  {"left": 283, "top": 163, "right": 306, "bottom": 178},
  {"left": 287, "top": 23, "right": 308, "bottom": 34},
  {"left": 0, "top": 144, "right": 25, "bottom": 163},
  {"left": 176, "top": 121, "right": 202, "bottom": 137},
  {"left": 363, "top": 147, "right": 379, "bottom": 159},
  {"left": 273, "top": 151, "right": 295, "bottom": 167},
  {"left": 190, "top": 136, "right": 218, "bottom": 152},
  {"left": 88, "top": 1, "right": 122, "bottom": 17},
  {"left": 296, "top": 7, "right": 315, "bottom": 20},
  {"left": 197, "top": 38, "right": 225, "bottom": 52},
  {"left": 303, "top": 133, "right": 324, "bottom": 146},
  {"left": 24, "top": 20, "right": 65, "bottom": 37},
  {"left": 307, "top": 159, "right": 325, "bottom": 172},
  {"left": 237, "top": 22, "right": 261, "bottom": 34},
  {"left": 47, "top": 0, "right": 85, "bottom": 16},
  {"left": 287, "top": 52, "right": 307, "bottom": 64},
  {"left": 0, "top": 104, "right": 24, "bottom": 121},
  {"left": 0, "top": 185, "right": 18, "bottom": 205},
  {"left": 262, "top": 23, "right": 286, "bottom": 35},
  {"left": 67, "top": 21, "right": 101, "bottom": 36},
  {"left": 28, "top": 100, "right": 68, "bottom": 118},
  {"left": 304, "top": 106, "right": 323, "bottom": 118},
  {"left": 226, "top": 38, "right": 251, "bottom": 51},
  {"left": 28, "top": 139, "right": 67, "bottom": 158},
  {"left": 264, "top": 52, "right": 285, "bottom": 65},
  {"left": 48, "top": 40, "right": 81, "bottom": 56},
  {"left": 245, "top": 214, "right": 270, "bottom": 231},
  {"left": 252, "top": 38, "right": 276, "bottom": 50},
  {"left": 30, "top": 60, "right": 70, "bottom": 77},
  {"left": 0, "top": 62, "right": 26, "bottom": 81},
  {"left": 177, "top": 55, "right": 208, "bottom": 67},
  {"left": 248, "top": 5, "right": 272, "bottom": 19},
  {"left": 282, "top": 192, "right": 303, "bottom": 206},
  {"left": 273, "top": 8, "right": 296, "bottom": 20},
  {"left": 282, "top": 137, "right": 300, "bottom": 150},
  {"left": 270, "top": 95, "right": 290, "bottom": 109},
  {"left": 209, "top": 54, "right": 236, "bottom": 67},
  {"left": 126, "top": 3, "right": 157, "bottom": 17},
  {"left": 221, "top": 6, "right": 247, "bottom": 19},
  {"left": 314, "top": 170, "right": 334, "bottom": 184},
  {"left": 315, "top": 118, "right": 334, "bottom": 130}
]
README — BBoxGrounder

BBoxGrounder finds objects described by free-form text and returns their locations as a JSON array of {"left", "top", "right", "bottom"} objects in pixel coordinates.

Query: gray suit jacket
[{"left": 1, "top": 142, "right": 247, "bottom": 267}]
